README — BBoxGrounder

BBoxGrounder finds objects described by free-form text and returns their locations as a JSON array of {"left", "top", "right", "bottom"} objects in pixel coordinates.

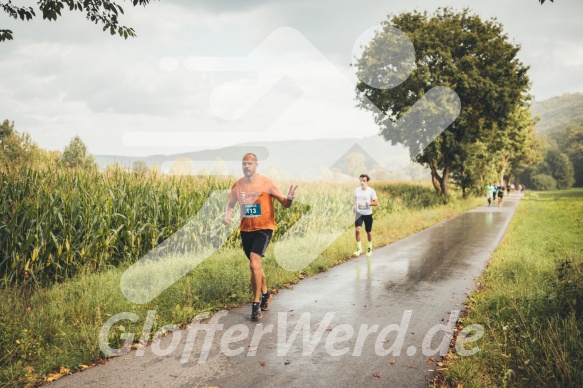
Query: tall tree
[
  {"left": 1, "top": 0, "right": 153, "bottom": 42},
  {"left": 0, "top": 119, "right": 42, "bottom": 167},
  {"left": 450, "top": 139, "right": 492, "bottom": 197},
  {"left": 0, "top": 130, "right": 40, "bottom": 167},
  {"left": 355, "top": 8, "right": 530, "bottom": 196},
  {"left": 0, "top": 119, "right": 14, "bottom": 140},
  {"left": 493, "top": 103, "right": 543, "bottom": 186},
  {"left": 61, "top": 135, "right": 96, "bottom": 169},
  {"left": 551, "top": 124, "right": 583, "bottom": 187},
  {"left": 537, "top": 147, "right": 575, "bottom": 190}
]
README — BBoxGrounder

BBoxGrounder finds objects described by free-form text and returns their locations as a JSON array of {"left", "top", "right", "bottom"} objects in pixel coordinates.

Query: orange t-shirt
[{"left": 228, "top": 175, "right": 291, "bottom": 232}]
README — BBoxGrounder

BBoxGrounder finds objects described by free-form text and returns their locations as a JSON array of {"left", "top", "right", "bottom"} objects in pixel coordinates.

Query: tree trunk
[
  {"left": 428, "top": 161, "right": 443, "bottom": 195},
  {"left": 499, "top": 156, "right": 510, "bottom": 187},
  {"left": 440, "top": 165, "right": 450, "bottom": 197}
]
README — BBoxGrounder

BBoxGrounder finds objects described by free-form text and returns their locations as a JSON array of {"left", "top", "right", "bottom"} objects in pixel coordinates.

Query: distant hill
[
  {"left": 94, "top": 135, "right": 430, "bottom": 181},
  {"left": 531, "top": 93, "right": 583, "bottom": 135}
]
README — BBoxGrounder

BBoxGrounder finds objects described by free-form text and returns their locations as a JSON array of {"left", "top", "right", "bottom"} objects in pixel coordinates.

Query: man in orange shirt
[{"left": 223, "top": 153, "right": 298, "bottom": 320}]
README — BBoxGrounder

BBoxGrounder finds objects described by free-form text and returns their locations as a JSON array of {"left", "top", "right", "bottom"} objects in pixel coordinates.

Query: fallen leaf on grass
[
  {"left": 46, "top": 373, "right": 62, "bottom": 382},
  {"left": 426, "top": 357, "right": 434, "bottom": 365},
  {"left": 373, "top": 372, "right": 380, "bottom": 378}
]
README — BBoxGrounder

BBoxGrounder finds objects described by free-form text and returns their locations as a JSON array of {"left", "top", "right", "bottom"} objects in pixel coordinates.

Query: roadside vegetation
[{"left": 438, "top": 189, "right": 583, "bottom": 387}]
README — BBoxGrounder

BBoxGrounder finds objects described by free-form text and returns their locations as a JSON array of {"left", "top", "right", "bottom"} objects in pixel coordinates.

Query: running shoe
[
  {"left": 261, "top": 292, "right": 273, "bottom": 311},
  {"left": 353, "top": 248, "right": 363, "bottom": 256},
  {"left": 366, "top": 246, "right": 373, "bottom": 257},
  {"left": 251, "top": 302, "right": 262, "bottom": 320}
]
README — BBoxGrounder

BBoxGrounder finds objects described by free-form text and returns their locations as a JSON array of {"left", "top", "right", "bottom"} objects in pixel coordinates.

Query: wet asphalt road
[{"left": 52, "top": 195, "right": 520, "bottom": 388}]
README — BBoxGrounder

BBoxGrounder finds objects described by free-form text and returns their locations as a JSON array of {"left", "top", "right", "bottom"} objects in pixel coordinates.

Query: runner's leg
[
  {"left": 261, "top": 268, "right": 267, "bottom": 296},
  {"left": 249, "top": 253, "right": 263, "bottom": 303}
]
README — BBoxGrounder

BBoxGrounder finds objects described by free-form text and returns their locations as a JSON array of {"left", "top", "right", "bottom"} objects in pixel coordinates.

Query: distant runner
[
  {"left": 486, "top": 182, "right": 495, "bottom": 207},
  {"left": 352, "top": 174, "right": 378, "bottom": 257},
  {"left": 223, "top": 153, "right": 298, "bottom": 320},
  {"left": 497, "top": 182, "right": 505, "bottom": 207}
]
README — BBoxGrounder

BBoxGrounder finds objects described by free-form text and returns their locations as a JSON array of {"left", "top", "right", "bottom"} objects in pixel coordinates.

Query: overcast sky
[{"left": 1, "top": 0, "right": 582, "bottom": 157}]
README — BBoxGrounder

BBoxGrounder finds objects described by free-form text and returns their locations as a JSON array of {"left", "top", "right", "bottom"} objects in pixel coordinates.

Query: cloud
[{"left": 552, "top": 44, "right": 583, "bottom": 67}]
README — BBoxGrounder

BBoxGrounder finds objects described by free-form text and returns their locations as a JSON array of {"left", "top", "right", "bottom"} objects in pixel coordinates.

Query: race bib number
[
  {"left": 243, "top": 204, "right": 261, "bottom": 218},
  {"left": 358, "top": 203, "right": 369, "bottom": 210}
]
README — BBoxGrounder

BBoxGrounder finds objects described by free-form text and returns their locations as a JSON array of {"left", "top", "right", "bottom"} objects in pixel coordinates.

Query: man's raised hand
[{"left": 287, "top": 185, "right": 298, "bottom": 201}]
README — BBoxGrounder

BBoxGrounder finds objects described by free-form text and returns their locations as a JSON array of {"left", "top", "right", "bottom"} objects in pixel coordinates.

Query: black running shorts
[
  {"left": 241, "top": 230, "right": 273, "bottom": 259},
  {"left": 355, "top": 214, "right": 373, "bottom": 232}
]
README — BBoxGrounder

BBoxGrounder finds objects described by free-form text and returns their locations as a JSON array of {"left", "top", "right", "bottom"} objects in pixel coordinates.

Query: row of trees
[
  {"left": 521, "top": 123, "right": 583, "bottom": 190},
  {"left": 0, "top": 119, "right": 96, "bottom": 170},
  {"left": 354, "top": 8, "right": 548, "bottom": 196},
  {"left": 551, "top": 124, "right": 583, "bottom": 186},
  {"left": 0, "top": 120, "right": 235, "bottom": 178}
]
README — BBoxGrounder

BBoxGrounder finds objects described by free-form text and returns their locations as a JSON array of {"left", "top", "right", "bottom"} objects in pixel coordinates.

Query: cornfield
[{"left": 0, "top": 165, "right": 439, "bottom": 287}]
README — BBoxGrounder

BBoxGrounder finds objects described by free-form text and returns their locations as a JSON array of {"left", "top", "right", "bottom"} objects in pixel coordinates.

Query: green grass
[
  {"left": 438, "top": 189, "right": 583, "bottom": 388},
  {"left": 0, "top": 195, "right": 482, "bottom": 387}
]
